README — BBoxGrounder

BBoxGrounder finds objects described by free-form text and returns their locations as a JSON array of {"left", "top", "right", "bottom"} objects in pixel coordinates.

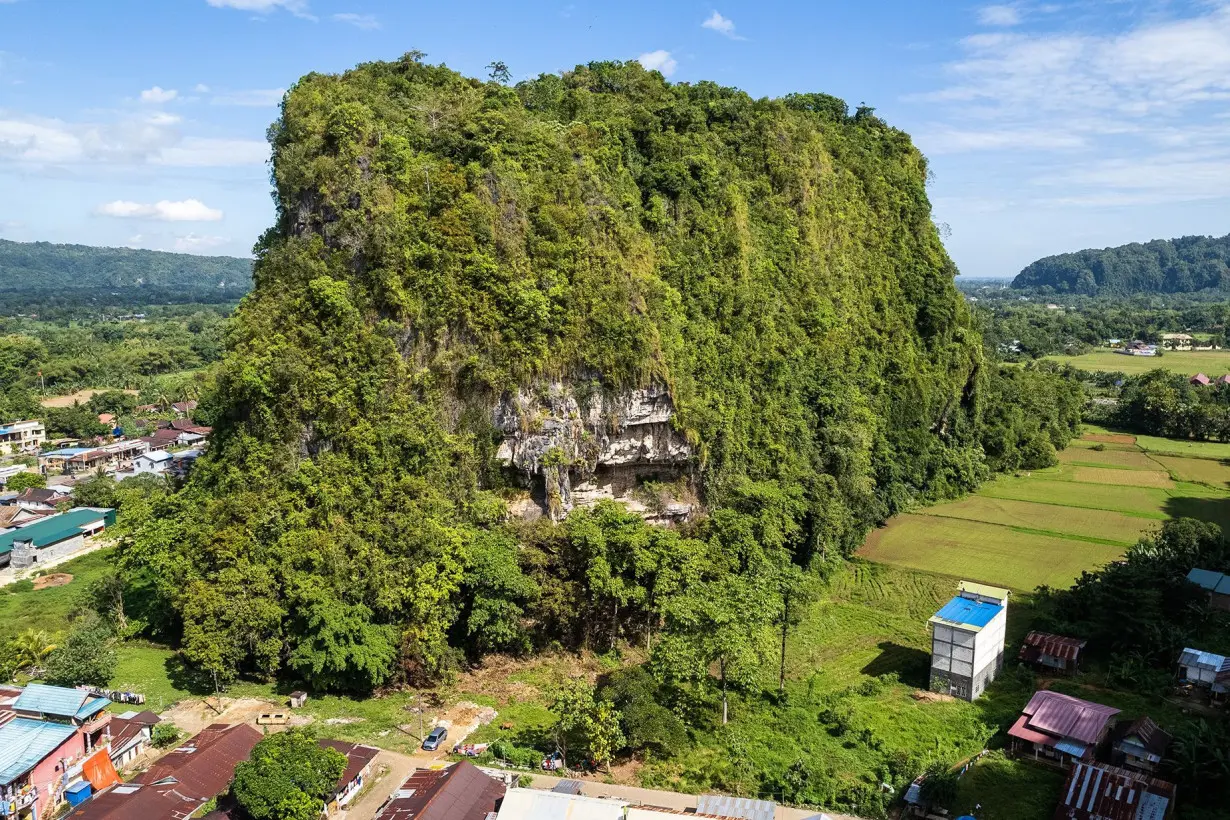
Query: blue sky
[{"left": 1, "top": 0, "right": 1228, "bottom": 277}]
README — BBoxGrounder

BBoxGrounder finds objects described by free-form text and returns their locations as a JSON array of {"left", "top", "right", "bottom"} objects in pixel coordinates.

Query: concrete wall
[
  {"left": 11, "top": 533, "right": 86, "bottom": 570},
  {"left": 930, "top": 606, "right": 1007, "bottom": 701}
]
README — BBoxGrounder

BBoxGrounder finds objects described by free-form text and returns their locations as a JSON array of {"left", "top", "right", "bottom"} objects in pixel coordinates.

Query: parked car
[{"left": 422, "top": 726, "right": 448, "bottom": 751}]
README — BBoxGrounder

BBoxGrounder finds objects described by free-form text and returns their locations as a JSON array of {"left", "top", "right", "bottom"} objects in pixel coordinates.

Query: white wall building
[
  {"left": 929, "top": 581, "right": 1009, "bottom": 701},
  {"left": 132, "top": 450, "right": 173, "bottom": 475},
  {"left": 0, "top": 420, "right": 45, "bottom": 455}
]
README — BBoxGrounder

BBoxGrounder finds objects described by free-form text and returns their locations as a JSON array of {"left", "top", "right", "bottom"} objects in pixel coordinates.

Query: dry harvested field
[
  {"left": 1043, "top": 349, "right": 1230, "bottom": 376},
  {"left": 860, "top": 427, "right": 1230, "bottom": 591},
  {"left": 39, "top": 388, "right": 138, "bottom": 408}
]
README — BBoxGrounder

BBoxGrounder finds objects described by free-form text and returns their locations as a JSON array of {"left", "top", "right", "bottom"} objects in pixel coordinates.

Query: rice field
[
  {"left": 917, "top": 495, "right": 1152, "bottom": 545},
  {"left": 860, "top": 428, "right": 1230, "bottom": 592},
  {"left": 1043, "top": 349, "right": 1230, "bottom": 376}
]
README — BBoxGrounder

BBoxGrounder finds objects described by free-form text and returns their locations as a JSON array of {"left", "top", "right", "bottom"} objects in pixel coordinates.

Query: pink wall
[{"left": 25, "top": 730, "right": 84, "bottom": 819}]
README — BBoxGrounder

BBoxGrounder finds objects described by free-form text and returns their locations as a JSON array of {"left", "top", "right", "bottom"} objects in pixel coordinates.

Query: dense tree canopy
[
  {"left": 118, "top": 56, "right": 1080, "bottom": 691},
  {"left": 1012, "top": 233, "right": 1230, "bottom": 295}
]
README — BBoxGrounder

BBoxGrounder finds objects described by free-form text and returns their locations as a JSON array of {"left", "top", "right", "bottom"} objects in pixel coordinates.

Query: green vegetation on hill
[
  {"left": 0, "top": 239, "right": 251, "bottom": 303},
  {"left": 119, "top": 56, "right": 1085, "bottom": 696},
  {"left": 1012, "top": 233, "right": 1230, "bottom": 295}
]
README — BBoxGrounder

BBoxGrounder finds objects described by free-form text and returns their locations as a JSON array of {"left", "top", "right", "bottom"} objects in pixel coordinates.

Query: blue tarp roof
[
  {"left": 932, "top": 595, "right": 1003, "bottom": 629},
  {"left": 41, "top": 447, "right": 94, "bottom": 457},
  {"left": 1054, "top": 739, "right": 1088, "bottom": 757},
  {"left": 13, "top": 683, "right": 94, "bottom": 718},
  {"left": 0, "top": 718, "right": 76, "bottom": 785},
  {"left": 0, "top": 507, "right": 113, "bottom": 556}
]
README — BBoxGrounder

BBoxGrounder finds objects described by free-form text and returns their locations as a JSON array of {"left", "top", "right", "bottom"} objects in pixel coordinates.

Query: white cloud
[
  {"left": 637, "top": 50, "right": 677, "bottom": 78},
  {"left": 96, "top": 199, "right": 224, "bottom": 222},
  {"left": 0, "top": 113, "right": 268, "bottom": 168},
  {"left": 172, "top": 233, "right": 230, "bottom": 253},
  {"left": 977, "top": 5, "right": 1021, "bottom": 27},
  {"left": 919, "top": 127, "right": 1085, "bottom": 154},
  {"left": 205, "top": 0, "right": 314, "bottom": 19},
  {"left": 210, "top": 88, "right": 285, "bottom": 107},
  {"left": 194, "top": 83, "right": 211, "bottom": 93},
  {"left": 701, "top": 11, "right": 743, "bottom": 39},
  {"left": 332, "top": 12, "right": 379, "bottom": 30},
  {"left": 146, "top": 112, "right": 182, "bottom": 126},
  {"left": 140, "top": 86, "right": 178, "bottom": 104}
]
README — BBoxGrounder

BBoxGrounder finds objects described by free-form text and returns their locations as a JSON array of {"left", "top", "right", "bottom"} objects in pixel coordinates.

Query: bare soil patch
[
  {"left": 1081, "top": 433, "right": 1137, "bottom": 445},
  {"left": 33, "top": 573, "right": 73, "bottom": 590},
  {"left": 39, "top": 389, "right": 138, "bottom": 409},
  {"left": 912, "top": 690, "right": 955, "bottom": 703},
  {"left": 159, "top": 696, "right": 283, "bottom": 736}
]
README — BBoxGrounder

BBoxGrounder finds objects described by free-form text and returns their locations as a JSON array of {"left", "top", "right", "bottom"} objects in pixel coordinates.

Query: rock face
[{"left": 494, "top": 381, "right": 693, "bottom": 521}]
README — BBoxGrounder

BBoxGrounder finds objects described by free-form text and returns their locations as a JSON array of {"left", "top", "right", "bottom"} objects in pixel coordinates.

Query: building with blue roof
[
  {"left": 1186, "top": 567, "right": 1230, "bottom": 611},
  {"left": 929, "top": 581, "right": 1010, "bottom": 702}
]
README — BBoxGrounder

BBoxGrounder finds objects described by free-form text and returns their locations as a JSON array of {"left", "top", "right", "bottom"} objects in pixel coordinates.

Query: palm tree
[{"left": 10, "top": 629, "right": 56, "bottom": 674}]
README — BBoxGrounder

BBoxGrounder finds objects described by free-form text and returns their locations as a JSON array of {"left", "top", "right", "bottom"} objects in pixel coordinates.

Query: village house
[
  {"left": 131, "top": 450, "right": 172, "bottom": 476},
  {"left": 1111, "top": 716, "right": 1172, "bottom": 775},
  {"left": 5, "top": 487, "right": 69, "bottom": 513},
  {"left": 66, "top": 723, "right": 261, "bottom": 820},
  {"left": 1185, "top": 568, "right": 1230, "bottom": 611},
  {"left": 0, "top": 505, "right": 50, "bottom": 532},
  {"left": 1161, "top": 332, "right": 1193, "bottom": 351},
  {"left": 1053, "top": 761, "right": 1174, "bottom": 820},
  {"left": 374, "top": 761, "right": 507, "bottom": 820},
  {"left": 1008, "top": 690, "right": 1120, "bottom": 767},
  {"left": 1019, "top": 632, "right": 1088, "bottom": 675},
  {"left": 0, "top": 421, "right": 46, "bottom": 456},
  {"left": 170, "top": 401, "right": 197, "bottom": 418},
  {"left": 0, "top": 684, "right": 114, "bottom": 820},
  {"left": 318, "top": 740, "right": 380, "bottom": 815},
  {"left": 169, "top": 450, "right": 201, "bottom": 480},
  {"left": 928, "top": 581, "right": 1009, "bottom": 701},
  {"left": 104, "top": 711, "right": 161, "bottom": 771},
  {"left": 1177, "top": 647, "right": 1230, "bottom": 701},
  {"left": 0, "top": 507, "right": 115, "bottom": 570},
  {"left": 1118, "top": 341, "right": 1158, "bottom": 357},
  {"left": 495, "top": 789, "right": 626, "bottom": 820}
]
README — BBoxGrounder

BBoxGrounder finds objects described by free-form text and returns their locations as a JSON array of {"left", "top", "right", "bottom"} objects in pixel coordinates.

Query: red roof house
[
  {"left": 373, "top": 761, "right": 505, "bottom": 820},
  {"left": 1009, "top": 690, "right": 1120, "bottom": 767},
  {"left": 1019, "top": 632, "right": 1088, "bottom": 674},
  {"left": 1191, "top": 373, "right": 1211, "bottom": 386}
]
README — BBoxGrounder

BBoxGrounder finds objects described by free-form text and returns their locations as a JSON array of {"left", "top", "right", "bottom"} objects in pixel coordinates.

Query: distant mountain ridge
[
  {"left": 0, "top": 239, "right": 253, "bottom": 294},
  {"left": 1012, "top": 233, "right": 1230, "bottom": 295}
]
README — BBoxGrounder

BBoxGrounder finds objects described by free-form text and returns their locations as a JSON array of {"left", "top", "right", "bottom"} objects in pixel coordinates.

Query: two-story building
[
  {"left": 0, "top": 684, "right": 112, "bottom": 820},
  {"left": 0, "top": 422, "right": 46, "bottom": 456}
]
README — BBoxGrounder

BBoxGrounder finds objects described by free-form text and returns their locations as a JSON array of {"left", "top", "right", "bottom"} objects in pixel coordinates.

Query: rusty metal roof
[
  {"left": 374, "top": 761, "right": 506, "bottom": 820},
  {"left": 1020, "top": 631, "right": 1087, "bottom": 662},
  {"left": 1021, "top": 690, "right": 1119, "bottom": 745},
  {"left": 1057, "top": 762, "right": 1174, "bottom": 820}
]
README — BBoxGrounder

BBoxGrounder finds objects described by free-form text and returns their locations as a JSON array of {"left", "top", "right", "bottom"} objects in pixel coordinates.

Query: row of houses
[
  {"left": 37, "top": 420, "right": 208, "bottom": 478},
  {"left": 371, "top": 761, "right": 800, "bottom": 820}
]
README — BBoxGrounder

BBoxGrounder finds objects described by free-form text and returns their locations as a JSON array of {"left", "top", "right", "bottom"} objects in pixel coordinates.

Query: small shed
[
  {"left": 1018, "top": 631, "right": 1087, "bottom": 674},
  {"left": 1112, "top": 716, "right": 1172, "bottom": 774},
  {"left": 1186, "top": 568, "right": 1230, "bottom": 612},
  {"left": 289, "top": 691, "right": 308, "bottom": 709},
  {"left": 1191, "top": 372, "right": 1212, "bottom": 386},
  {"left": 1178, "top": 647, "right": 1230, "bottom": 698},
  {"left": 65, "top": 780, "right": 93, "bottom": 806},
  {"left": 696, "top": 795, "right": 776, "bottom": 820}
]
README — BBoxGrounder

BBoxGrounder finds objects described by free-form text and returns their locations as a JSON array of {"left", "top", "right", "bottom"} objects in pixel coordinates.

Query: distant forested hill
[
  {"left": 1012, "top": 233, "right": 1230, "bottom": 294},
  {"left": 0, "top": 239, "right": 252, "bottom": 299}
]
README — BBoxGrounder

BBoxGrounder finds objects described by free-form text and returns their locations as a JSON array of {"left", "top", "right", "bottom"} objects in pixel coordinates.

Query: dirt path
[{"left": 341, "top": 750, "right": 419, "bottom": 820}]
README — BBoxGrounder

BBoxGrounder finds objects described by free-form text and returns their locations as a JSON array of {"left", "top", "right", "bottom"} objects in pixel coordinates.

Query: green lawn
[
  {"left": 952, "top": 751, "right": 1065, "bottom": 820},
  {"left": 0, "top": 549, "right": 116, "bottom": 641},
  {"left": 1044, "top": 349, "right": 1230, "bottom": 376},
  {"left": 1135, "top": 435, "right": 1230, "bottom": 460}
]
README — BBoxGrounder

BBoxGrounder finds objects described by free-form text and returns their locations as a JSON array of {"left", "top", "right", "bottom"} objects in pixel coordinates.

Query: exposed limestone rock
[{"left": 494, "top": 381, "right": 692, "bottom": 520}]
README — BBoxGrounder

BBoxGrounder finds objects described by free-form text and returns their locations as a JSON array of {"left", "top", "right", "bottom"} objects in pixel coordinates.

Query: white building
[
  {"left": 0, "top": 420, "right": 45, "bottom": 455},
  {"left": 132, "top": 450, "right": 173, "bottom": 475},
  {"left": 929, "top": 581, "right": 1009, "bottom": 701}
]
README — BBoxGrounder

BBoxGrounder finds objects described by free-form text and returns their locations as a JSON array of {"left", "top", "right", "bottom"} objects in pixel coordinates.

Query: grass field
[
  {"left": 861, "top": 514, "right": 1126, "bottom": 590},
  {"left": 1044, "top": 348, "right": 1230, "bottom": 376},
  {"left": 1135, "top": 435, "right": 1230, "bottom": 460},
  {"left": 917, "top": 496, "right": 1152, "bottom": 545},
  {"left": 861, "top": 425, "right": 1230, "bottom": 591}
]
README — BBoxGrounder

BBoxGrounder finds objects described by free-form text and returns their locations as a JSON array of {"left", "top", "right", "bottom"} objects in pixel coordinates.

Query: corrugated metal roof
[
  {"left": 1020, "top": 631, "right": 1087, "bottom": 662},
  {"left": 696, "top": 795, "right": 776, "bottom": 820},
  {"left": 494, "top": 788, "right": 626, "bottom": 820},
  {"left": 930, "top": 596, "right": 1003, "bottom": 630},
  {"left": 1187, "top": 568, "right": 1223, "bottom": 591},
  {"left": 1179, "top": 647, "right": 1230, "bottom": 676},
  {"left": 0, "top": 508, "right": 112, "bottom": 556},
  {"left": 958, "top": 581, "right": 1010, "bottom": 604},
  {"left": 1057, "top": 762, "right": 1174, "bottom": 820},
  {"left": 14, "top": 683, "right": 91, "bottom": 718},
  {"left": 75, "top": 697, "right": 111, "bottom": 720},
  {"left": 1054, "top": 739, "right": 1089, "bottom": 757},
  {"left": 1021, "top": 690, "right": 1120, "bottom": 745},
  {"left": 0, "top": 717, "right": 76, "bottom": 785}
]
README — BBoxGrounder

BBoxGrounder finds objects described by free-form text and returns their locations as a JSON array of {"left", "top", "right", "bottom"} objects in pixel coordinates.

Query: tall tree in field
[{"left": 653, "top": 573, "right": 776, "bottom": 724}]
